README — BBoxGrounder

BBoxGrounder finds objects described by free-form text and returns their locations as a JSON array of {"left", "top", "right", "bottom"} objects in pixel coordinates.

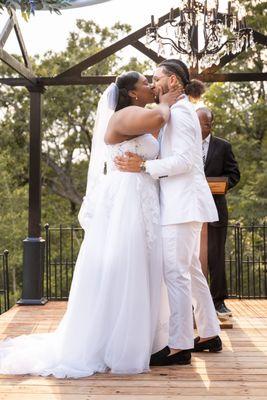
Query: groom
[{"left": 115, "top": 59, "right": 222, "bottom": 365}]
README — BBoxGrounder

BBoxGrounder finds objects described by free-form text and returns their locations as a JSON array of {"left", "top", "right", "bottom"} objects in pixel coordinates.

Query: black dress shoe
[
  {"left": 215, "top": 303, "right": 232, "bottom": 317},
  {"left": 150, "top": 346, "right": 191, "bottom": 366},
  {"left": 191, "top": 336, "right": 222, "bottom": 352},
  {"left": 150, "top": 346, "right": 169, "bottom": 365},
  {"left": 223, "top": 302, "right": 232, "bottom": 315}
]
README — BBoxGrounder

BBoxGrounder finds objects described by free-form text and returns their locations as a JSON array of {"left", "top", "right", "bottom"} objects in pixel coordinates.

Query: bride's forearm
[{"left": 154, "top": 103, "right": 170, "bottom": 125}]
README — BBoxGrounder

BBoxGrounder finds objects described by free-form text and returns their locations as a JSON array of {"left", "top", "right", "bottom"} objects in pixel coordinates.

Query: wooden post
[{"left": 17, "top": 87, "right": 47, "bottom": 305}]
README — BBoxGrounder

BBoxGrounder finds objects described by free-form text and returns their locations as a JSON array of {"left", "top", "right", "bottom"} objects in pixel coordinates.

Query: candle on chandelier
[
  {"left": 207, "top": 0, "right": 216, "bottom": 10},
  {"left": 151, "top": 15, "right": 155, "bottom": 27},
  {"left": 228, "top": 1, "right": 231, "bottom": 15},
  {"left": 218, "top": 0, "right": 228, "bottom": 13}
]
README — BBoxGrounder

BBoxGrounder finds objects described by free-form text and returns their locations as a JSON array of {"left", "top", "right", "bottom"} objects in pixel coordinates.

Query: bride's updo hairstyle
[
  {"left": 158, "top": 59, "right": 205, "bottom": 99},
  {"left": 115, "top": 71, "right": 141, "bottom": 112}
]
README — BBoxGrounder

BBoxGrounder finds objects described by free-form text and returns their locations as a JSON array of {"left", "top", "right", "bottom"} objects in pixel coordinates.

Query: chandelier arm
[
  {"left": 211, "top": 40, "right": 231, "bottom": 54},
  {"left": 156, "top": 33, "right": 189, "bottom": 54},
  {"left": 169, "top": 21, "right": 179, "bottom": 28},
  {"left": 202, "top": 29, "right": 222, "bottom": 54},
  {"left": 203, "top": 8, "right": 209, "bottom": 51}
]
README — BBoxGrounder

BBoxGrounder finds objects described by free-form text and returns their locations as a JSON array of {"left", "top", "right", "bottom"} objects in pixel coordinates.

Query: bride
[{"left": 0, "top": 71, "right": 181, "bottom": 378}]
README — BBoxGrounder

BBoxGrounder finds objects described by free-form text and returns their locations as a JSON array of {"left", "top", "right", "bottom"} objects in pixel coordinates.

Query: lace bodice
[{"left": 107, "top": 134, "right": 159, "bottom": 171}]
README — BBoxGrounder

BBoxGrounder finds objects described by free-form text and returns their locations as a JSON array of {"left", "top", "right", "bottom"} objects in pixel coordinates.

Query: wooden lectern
[{"left": 199, "top": 177, "right": 233, "bottom": 328}]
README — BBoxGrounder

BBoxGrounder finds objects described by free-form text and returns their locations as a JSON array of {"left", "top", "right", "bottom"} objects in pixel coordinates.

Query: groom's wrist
[{"left": 140, "top": 160, "right": 147, "bottom": 172}]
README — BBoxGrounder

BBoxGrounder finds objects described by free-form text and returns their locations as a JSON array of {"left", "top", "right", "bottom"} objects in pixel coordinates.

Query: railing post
[
  {"left": 3, "top": 250, "right": 9, "bottom": 310},
  {"left": 17, "top": 86, "right": 47, "bottom": 305},
  {"left": 263, "top": 222, "right": 266, "bottom": 298},
  {"left": 235, "top": 223, "right": 242, "bottom": 299},
  {"left": 44, "top": 223, "right": 50, "bottom": 299}
]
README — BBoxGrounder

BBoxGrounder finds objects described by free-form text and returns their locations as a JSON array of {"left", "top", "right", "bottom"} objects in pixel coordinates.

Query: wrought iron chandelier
[{"left": 146, "top": 0, "right": 255, "bottom": 71}]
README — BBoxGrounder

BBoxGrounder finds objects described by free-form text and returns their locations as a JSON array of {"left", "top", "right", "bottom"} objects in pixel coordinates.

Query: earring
[{"left": 135, "top": 96, "right": 138, "bottom": 100}]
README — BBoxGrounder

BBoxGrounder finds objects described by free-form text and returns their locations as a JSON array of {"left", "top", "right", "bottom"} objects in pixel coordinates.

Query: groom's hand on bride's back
[{"left": 114, "top": 152, "right": 143, "bottom": 173}]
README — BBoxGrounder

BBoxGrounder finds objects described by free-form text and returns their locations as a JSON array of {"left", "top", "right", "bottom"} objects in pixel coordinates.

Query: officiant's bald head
[{"left": 197, "top": 107, "right": 214, "bottom": 140}]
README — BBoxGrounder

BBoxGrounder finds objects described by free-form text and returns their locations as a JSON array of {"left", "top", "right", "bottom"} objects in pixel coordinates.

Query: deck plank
[{"left": 0, "top": 299, "right": 266, "bottom": 399}]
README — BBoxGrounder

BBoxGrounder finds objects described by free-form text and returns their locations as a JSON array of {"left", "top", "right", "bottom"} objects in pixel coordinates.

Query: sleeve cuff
[{"left": 145, "top": 160, "right": 162, "bottom": 180}]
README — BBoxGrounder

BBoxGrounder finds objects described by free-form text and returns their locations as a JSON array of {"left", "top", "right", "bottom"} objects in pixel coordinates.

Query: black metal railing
[
  {"left": 225, "top": 223, "right": 266, "bottom": 299},
  {"left": 44, "top": 224, "right": 84, "bottom": 300},
  {"left": 44, "top": 223, "right": 267, "bottom": 300},
  {"left": 0, "top": 250, "right": 10, "bottom": 314}
]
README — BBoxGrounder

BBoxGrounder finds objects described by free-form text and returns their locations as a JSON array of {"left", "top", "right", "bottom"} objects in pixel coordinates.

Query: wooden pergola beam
[
  {"left": 200, "top": 72, "right": 267, "bottom": 82},
  {"left": 56, "top": 7, "right": 180, "bottom": 78},
  {"left": 131, "top": 41, "right": 165, "bottom": 64},
  {"left": 0, "top": 11, "right": 36, "bottom": 83},
  {"left": 0, "top": 48, "right": 36, "bottom": 83},
  {"left": 11, "top": 10, "right": 32, "bottom": 70},
  {"left": 1, "top": 72, "right": 266, "bottom": 87},
  {"left": 253, "top": 31, "right": 267, "bottom": 46},
  {"left": 0, "top": 15, "right": 14, "bottom": 48}
]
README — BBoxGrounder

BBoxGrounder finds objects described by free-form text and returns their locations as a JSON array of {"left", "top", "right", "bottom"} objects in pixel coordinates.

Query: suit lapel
[{"left": 204, "top": 135, "right": 215, "bottom": 172}]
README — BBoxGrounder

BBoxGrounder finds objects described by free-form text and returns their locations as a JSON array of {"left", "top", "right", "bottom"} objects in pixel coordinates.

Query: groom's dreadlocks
[
  {"left": 159, "top": 59, "right": 205, "bottom": 99},
  {"left": 159, "top": 59, "right": 190, "bottom": 86}
]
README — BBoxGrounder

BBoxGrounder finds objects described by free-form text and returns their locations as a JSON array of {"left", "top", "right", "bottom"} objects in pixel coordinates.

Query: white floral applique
[{"left": 137, "top": 174, "right": 160, "bottom": 252}]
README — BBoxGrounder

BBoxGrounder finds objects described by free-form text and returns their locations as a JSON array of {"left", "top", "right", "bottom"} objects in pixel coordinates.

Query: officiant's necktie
[{"left": 202, "top": 143, "right": 206, "bottom": 166}]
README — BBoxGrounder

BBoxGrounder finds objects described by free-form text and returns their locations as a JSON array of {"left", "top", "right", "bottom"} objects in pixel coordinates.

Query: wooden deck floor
[{"left": 0, "top": 299, "right": 267, "bottom": 400}]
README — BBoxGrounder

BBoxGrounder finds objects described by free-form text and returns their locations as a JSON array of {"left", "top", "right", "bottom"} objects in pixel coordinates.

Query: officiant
[{"left": 197, "top": 107, "right": 240, "bottom": 318}]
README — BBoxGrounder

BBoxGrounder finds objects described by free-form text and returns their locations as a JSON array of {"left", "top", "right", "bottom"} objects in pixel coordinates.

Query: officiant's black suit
[{"left": 204, "top": 135, "right": 240, "bottom": 307}]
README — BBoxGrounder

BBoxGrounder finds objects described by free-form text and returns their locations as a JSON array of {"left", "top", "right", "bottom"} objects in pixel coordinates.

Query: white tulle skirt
[{"left": 0, "top": 171, "right": 169, "bottom": 378}]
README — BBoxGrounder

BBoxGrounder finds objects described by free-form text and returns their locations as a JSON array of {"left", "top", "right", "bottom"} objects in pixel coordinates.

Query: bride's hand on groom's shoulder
[
  {"left": 114, "top": 152, "right": 143, "bottom": 173},
  {"left": 159, "top": 85, "right": 185, "bottom": 107}
]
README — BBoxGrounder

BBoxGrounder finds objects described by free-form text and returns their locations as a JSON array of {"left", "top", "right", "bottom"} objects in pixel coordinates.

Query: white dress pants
[{"left": 162, "top": 221, "right": 221, "bottom": 349}]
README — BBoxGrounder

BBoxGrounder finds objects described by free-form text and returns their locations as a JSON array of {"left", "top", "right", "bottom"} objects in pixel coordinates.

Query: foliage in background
[{"left": 0, "top": 0, "right": 69, "bottom": 19}]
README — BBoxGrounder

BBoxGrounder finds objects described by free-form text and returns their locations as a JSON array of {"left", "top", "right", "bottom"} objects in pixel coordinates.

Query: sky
[{"left": 1, "top": 0, "right": 181, "bottom": 57}]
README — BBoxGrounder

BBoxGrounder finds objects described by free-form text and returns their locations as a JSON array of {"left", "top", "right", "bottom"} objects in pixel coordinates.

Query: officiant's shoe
[
  {"left": 215, "top": 303, "right": 232, "bottom": 317},
  {"left": 192, "top": 336, "right": 222, "bottom": 353},
  {"left": 150, "top": 346, "right": 191, "bottom": 366}
]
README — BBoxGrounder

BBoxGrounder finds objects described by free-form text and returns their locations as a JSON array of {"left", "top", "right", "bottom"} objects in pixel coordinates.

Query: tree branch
[{"left": 42, "top": 152, "right": 82, "bottom": 205}]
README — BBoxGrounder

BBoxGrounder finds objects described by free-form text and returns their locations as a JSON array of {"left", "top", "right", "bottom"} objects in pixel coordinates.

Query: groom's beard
[{"left": 154, "top": 85, "right": 169, "bottom": 104}]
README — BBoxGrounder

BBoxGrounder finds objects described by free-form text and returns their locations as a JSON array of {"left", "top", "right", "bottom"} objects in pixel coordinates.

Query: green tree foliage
[{"left": 0, "top": 1, "right": 69, "bottom": 18}]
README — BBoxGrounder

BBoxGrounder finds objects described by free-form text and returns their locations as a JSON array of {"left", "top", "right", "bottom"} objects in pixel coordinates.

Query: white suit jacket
[{"left": 146, "top": 96, "right": 219, "bottom": 226}]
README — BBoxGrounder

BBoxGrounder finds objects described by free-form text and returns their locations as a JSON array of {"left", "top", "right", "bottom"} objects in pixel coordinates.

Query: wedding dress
[{"left": 0, "top": 133, "right": 169, "bottom": 378}]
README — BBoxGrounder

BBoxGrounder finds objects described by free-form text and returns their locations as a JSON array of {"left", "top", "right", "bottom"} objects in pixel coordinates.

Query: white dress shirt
[{"left": 202, "top": 133, "right": 211, "bottom": 166}]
